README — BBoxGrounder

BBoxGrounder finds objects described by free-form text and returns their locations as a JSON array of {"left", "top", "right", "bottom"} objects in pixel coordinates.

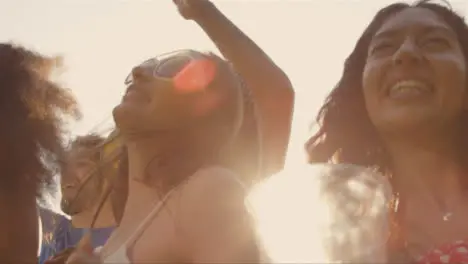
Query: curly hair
[
  {"left": 306, "top": 0, "right": 468, "bottom": 175},
  {"left": 0, "top": 43, "right": 80, "bottom": 197}
]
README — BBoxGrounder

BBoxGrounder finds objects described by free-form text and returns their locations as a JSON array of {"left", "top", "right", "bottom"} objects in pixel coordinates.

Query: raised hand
[{"left": 172, "top": 0, "right": 212, "bottom": 21}]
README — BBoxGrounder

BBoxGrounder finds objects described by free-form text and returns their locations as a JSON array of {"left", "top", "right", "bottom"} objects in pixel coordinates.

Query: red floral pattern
[{"left": 417, "top": 240, "right": 468, "bottom": 264}]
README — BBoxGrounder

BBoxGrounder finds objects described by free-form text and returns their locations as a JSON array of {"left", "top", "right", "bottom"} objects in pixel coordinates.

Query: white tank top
[
  {"left": 100, "top": 168, "right": 245, "bottom": 264},
  {"left": 100, "top": 188, "right": 176, "bottom": 264}
]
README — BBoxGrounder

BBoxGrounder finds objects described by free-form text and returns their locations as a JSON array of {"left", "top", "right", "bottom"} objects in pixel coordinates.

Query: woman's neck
[
  {"left": 387, "top": 132, "right": 466, "bottom": 203},
  {"left": 123, "top": 130, "right": 211, "bottom": 185},
  {"left": 125, "top": 136, "right": 182, "bottom": 185},
  {"left": 118, "top": 134, "right": 206, "bottom": 228}
]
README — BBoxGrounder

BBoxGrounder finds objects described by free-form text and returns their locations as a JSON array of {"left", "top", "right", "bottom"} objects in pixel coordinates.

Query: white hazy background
[{"left": 1, "top": 0, "right": 466, "bottom": 208}]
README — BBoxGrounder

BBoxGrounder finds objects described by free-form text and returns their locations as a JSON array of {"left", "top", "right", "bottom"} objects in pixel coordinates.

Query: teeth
[{"left": 389, "top": 80, "right": 430, "bottom": 95}]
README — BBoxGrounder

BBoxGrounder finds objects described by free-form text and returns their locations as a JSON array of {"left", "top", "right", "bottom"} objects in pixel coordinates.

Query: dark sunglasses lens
[
  {"left": 124, "top": 56, "right": 192, "bottom": 84},
  {"left": 156, "top": 56, "right": 192, "bottom": 78}
]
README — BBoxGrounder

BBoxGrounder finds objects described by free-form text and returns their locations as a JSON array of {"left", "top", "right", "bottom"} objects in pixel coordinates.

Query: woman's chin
[
  {"left": 374, "top": 110, "right": 441, "bottom": 136},
  {"left": 112, "top": 104, "right": 141, "bottom": 131}
]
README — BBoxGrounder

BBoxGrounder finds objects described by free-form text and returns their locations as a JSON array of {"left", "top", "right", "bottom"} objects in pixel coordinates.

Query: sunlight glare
[
  {"left": 248, "top": 165, "right": 332, "bottom": 263},
  {"left": 247, "top": 164, "right": 392, "bottom": 263}
]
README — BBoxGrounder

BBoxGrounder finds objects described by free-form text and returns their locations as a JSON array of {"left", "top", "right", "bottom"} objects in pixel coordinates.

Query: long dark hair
[
  {"left": 305, "top": 0, "right": 468, "bottom": 253},
  {"left": 306, "top": 0, "right": 468, "bottom": 173}
]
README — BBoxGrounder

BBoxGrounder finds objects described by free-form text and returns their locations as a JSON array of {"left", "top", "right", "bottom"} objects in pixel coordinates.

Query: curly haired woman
[{"left": 0, "top": 43, "right": 79, "bottom": 263}]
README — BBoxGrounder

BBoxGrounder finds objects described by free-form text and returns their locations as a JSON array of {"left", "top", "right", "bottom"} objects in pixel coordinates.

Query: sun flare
[{"left": 247, "top": 164, "right": 392, "bottom": 263}]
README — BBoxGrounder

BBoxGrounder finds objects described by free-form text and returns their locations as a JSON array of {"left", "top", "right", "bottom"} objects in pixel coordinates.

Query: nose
[
  {"left": 392, "top": 37, "right": 423, "bottom": 66},
  {"left": 130, "top": 65, "right": 152, "bottom": 83}
]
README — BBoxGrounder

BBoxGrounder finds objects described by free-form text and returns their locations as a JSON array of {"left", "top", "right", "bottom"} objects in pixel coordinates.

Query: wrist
[{"left": 192, "top": 0, "right": 218, "bottom": 24}]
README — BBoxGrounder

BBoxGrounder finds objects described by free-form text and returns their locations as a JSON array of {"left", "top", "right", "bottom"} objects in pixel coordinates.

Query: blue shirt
[
  {"left": 38, "top": 208, "right": 114, "bottom": 264},
  {"left": 38, "top": 208, "right": 68, "bottom": 264},
  {"left": 54, "top": 220, "right": 114, "bottom": 253}
]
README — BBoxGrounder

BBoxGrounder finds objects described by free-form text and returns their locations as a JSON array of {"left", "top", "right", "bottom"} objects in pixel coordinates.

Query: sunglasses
[{"left": 124, "top": 50, "right": 217, "bottom": 93}]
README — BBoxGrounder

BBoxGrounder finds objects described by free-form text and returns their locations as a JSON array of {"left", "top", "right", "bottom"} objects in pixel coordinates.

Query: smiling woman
[
  {"left": 306, "top": 0, "right": 468, "bottom": 262},
  {"left": 362, "top": 6, "right": 466, "bottom": 136}
]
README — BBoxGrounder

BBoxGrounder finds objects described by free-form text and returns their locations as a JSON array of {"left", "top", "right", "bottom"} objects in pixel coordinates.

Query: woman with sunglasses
[{"left": 63, "top": 50, "right": 261, "bottom": 264}]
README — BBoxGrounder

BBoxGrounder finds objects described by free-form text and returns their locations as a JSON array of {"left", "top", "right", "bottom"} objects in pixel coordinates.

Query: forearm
[
  {"left": 194, "top": 2, "right": 294, "bottom": 174},
  {"left": 194, "top": 1, "right": 291, "bottom": 91}
]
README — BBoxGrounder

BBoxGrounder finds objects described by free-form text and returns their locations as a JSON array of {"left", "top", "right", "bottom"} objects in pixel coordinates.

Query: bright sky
[{"left": 1, "top": 0, "right": 466, "bottom": 200}]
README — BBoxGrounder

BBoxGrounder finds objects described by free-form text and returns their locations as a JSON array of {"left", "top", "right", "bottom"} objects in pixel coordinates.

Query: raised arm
[{"left": 174, "top": 0, "right": 295, "bottom": 176}]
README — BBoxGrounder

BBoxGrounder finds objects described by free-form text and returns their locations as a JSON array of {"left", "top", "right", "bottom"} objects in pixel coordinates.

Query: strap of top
[
  {"left": 119, "top": 188, "right": 177, "bottom": 247},
  {"left": 109, "top": 167, "right": 245, "bottom": 255}
]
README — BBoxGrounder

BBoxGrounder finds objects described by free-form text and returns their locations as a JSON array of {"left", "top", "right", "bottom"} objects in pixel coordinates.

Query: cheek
[
  {"left": 432, "top": 55, "right": 467, "bottom": 108},
  {"left": 433, "top": 53, "right": 466, "bottom": 83},
  {"left": 362, "top": 59, "right": 387, "bottom": 116},
  {"left": 147, "top": 87, "right": 178, "bottom": 114},
  {"left": 62, "top": 170, "right": 77, "bottom": 185},
  {"left": 148, "top": 92, "right": 194, "bottom": 123}
]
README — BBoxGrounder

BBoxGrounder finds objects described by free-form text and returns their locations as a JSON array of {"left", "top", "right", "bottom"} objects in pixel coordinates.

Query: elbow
[{"left": 271, "top": 69, "right": 295, "bottom": 105}]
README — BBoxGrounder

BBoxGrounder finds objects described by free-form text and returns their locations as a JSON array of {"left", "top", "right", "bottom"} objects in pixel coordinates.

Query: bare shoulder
[
  {"left": 176, "top": 166, "right": 247, "bottom": 215},
  {"left": 180, "top": 166, "right": 246, "bottom": 197},
  {"left": 174, "top": 168, "right": 257, "bottom": 263}
]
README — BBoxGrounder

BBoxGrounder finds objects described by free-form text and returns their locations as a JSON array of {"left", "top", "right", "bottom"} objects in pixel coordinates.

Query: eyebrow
[
  {"left": 373, "top": 25, "right": 457, "bottom": 42},
  {"left": 373, "top": 29, "right": 399, "bottom": 41}
]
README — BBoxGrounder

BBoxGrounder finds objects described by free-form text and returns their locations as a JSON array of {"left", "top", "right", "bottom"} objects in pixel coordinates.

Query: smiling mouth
[{"left": 387, "top": 80, "right": 433, "bottom": 99}]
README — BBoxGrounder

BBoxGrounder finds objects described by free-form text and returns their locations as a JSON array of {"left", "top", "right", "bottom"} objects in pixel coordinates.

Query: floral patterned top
[{"left": 417, "top": 240, "right": 468, "bottom": 264}]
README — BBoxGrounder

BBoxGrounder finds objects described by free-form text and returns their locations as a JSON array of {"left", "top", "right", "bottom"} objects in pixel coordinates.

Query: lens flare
[
  {"left": 247, "top": 164, "right": 391, "bottom": 263},
  {"left": 173, "top": 59, "right": 216, "bottom": 93}
]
